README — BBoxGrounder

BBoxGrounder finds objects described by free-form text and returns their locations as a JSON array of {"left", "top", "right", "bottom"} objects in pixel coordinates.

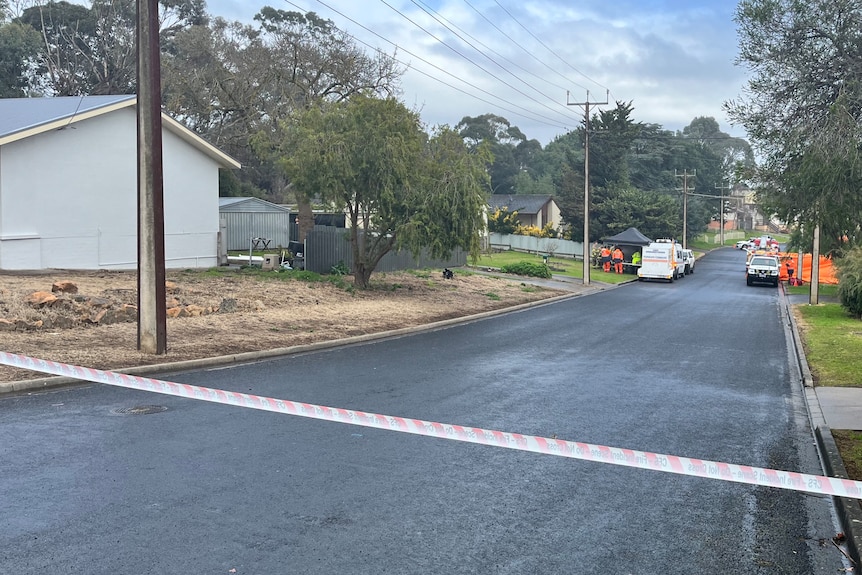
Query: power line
[
  {"left": 409, "top": 0, "right": 578, "bottom": 107},
  {"left": 283, "top": 0, "right": 571, "bottom": 130},
  {"left": 460, "top": 0, "right": 590, "bottom": 94},
  {"left": 378, "top": 0, "right": 578, "bottom": 123}
]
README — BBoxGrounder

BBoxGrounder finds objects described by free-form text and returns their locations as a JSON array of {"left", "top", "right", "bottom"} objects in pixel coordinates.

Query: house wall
[{"left": 0, "top": 108, "right": 219, "bottom": 270}]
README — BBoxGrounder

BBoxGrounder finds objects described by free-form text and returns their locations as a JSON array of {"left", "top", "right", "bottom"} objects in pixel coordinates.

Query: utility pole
[
  {"left": 715, "top": 181, "right": 732, "bottom": 247},
  {"left": 810, "top": 223, "right": 820, "bottom": 305},
  {"left": 675, "top": 170, "right": 696, "bottom": 249},
  {"left": 137, "top": 0, "right": 167, "bottom": 354},
  {"left": 567, "top": 90, "right": 608, "bottom": 286}
]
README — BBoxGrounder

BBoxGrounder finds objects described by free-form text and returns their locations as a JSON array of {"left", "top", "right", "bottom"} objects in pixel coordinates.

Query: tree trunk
[
  {"left": 353, "top": 263, "right": 372, "bottom": 289},
  {"left": 296, "top": 198, "right": 315, "bottom": 242}
]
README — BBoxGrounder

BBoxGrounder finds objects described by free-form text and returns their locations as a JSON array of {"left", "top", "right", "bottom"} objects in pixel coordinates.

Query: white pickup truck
[{"left": 746, "top": 255, "right": 780, "bottom": 287}]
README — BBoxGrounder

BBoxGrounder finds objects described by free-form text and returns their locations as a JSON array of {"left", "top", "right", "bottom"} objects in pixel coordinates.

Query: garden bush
[
  {"left": 836, "top": 246, "right": 862, "bottom": 318},
  {"left": 499, "top": 261, "right": 552, "bottom": 278}
]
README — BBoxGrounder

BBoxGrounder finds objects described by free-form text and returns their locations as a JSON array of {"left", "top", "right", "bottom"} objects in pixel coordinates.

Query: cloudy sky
[{"left": 208, "top": 0, "right": 749, "bottom": 145}]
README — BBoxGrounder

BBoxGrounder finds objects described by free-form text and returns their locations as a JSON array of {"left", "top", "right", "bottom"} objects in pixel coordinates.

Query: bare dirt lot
[{"left": 0, "top": 268, "right": 569, "bottom": 383}]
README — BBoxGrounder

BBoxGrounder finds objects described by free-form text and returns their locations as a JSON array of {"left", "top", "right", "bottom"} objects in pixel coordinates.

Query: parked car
[
  {"left": 747, "top": 255, "right": 781, "bottom": 287},
  {"left": 682, "top": 249, "right": 696, "bottom": 275},
  {"left": 735, "top": 240, "right": 751, "bottom": 250}
]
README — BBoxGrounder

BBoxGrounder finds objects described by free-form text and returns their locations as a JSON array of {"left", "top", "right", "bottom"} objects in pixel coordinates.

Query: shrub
[
  {"left": 837, "top": 247, "right": 862, "bottom": 318},
  {"left": 330, "top": 261, "right": 349, "bottom": 276},
  {"left": 488, "top": 208, "right": 520, "bottom": 234},
  {"left": 499, "top": 261, "right": 552, "bottom": 278}
]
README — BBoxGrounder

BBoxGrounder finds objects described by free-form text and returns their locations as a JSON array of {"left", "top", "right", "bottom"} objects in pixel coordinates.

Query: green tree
[
  {"left": 0, "top": 21, "right": 40, "bottom": 96},
  {"left": 726, "top": 0, "right": 862, "bottom": 253},
  {"left": 165, "top": 9, "right": 402, "bottom": 220},
  {"left": 588, "top": 101, "right": 642, "bottom": 188},
  {"left": 457, "top": 113, "right": 536, "bottom": 194},
  {"left": 276, "top": 96, "right": 488, "bottom": 288},
  {"left": 18, "top": 0, "right": 205, "bottom": 95},
  {"left": 593, "top": 188, "right": 682, "bottom": 241}
]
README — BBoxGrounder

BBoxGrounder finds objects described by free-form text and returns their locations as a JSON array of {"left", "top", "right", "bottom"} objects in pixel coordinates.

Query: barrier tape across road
[{"left": 4, "top": 351, "right": 862, "bottom": 500}]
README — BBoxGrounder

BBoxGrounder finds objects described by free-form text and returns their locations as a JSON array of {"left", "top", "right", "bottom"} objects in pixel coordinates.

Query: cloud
[{"left": 207, "top": 0, "right": 749, "bottom": 144}]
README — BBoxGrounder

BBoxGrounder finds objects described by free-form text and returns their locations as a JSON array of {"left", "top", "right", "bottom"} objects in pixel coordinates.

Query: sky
[{"left": 207, "top": 0, "right": 749, "bottom": 145}]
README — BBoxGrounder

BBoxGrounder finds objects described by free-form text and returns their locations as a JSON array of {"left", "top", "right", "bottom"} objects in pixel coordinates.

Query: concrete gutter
[{"left": 784, "top": 285, "right": 862, "bottom": 570}]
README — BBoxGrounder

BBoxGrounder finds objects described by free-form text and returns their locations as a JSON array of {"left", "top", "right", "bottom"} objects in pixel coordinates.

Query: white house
[{"left": 0, "top": 95, "right": 240, "bottom": 270}]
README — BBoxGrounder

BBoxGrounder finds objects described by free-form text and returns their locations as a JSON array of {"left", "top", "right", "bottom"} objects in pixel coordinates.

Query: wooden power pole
[
  {"left": 675, "top": 170, "right": 696, "bottom": 249},
  {"left": 136, "top": 0, "right": 167, "bottom": 354},
  {"left": 715, "top": 181, "right": 732, "bottom": 247},
  {"left": 567, "top": 90, "right": 608, "bottom": 286}
]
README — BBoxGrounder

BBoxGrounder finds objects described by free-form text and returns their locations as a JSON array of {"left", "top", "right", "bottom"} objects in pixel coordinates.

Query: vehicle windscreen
[{"left": 750, "top": 257, "right": 777, "bottom": 267}]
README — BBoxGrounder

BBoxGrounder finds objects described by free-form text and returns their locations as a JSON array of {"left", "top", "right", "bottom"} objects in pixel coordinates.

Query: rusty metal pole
[{"left": 136, "top": 0, "right": 167, "bottom": 354}]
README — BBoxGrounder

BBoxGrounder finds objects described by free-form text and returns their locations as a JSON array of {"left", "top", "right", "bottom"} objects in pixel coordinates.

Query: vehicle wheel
[
  {"left": 773, "top": 279, "right": 779, "bottom": 287},
  {"left": 746, "top": 277, "right": 753, "bottom": 286}
]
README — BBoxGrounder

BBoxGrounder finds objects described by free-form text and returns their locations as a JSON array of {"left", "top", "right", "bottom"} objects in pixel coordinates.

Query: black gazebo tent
[
  {"left": 601, "top": 227, "right": 653, "bottom": 273},
  {"left": 602, "top": 227, "right": 652, "bottom": 247}
]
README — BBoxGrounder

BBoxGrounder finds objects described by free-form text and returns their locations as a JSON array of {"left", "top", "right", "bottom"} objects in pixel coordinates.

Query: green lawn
[
  {"left": 794, "top": 303, "right": 861, "bottom": 388},
  {"left": 786, "top": 283, "right": 839, "bottom": 297},
  {"left": 473, "top": 251, "right": 634, "bottom": 284},
  {"left": 794, "top": 299, "right": 862, "bottom": 479}
]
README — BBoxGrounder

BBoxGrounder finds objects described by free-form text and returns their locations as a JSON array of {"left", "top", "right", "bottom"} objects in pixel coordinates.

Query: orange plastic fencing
[{"left": 775, "top": 253, "right": 838, "bottom": 284}]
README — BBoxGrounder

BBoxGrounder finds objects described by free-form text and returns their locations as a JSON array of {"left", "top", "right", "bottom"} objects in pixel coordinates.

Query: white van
[{"left": 638, "top": 239, "right": 686, "bottom": 282}]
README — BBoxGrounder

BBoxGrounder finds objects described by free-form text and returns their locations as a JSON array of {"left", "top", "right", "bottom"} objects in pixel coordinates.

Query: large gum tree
[
  {"left": 725, "top": 0, "right": 862, "bottom": 253},
  {"left": 277, "top": 95, "right": 489, "bottom": 289}
]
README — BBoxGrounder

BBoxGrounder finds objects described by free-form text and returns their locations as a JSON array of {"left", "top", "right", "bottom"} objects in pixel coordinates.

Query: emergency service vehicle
[{"left": 638, "top": 239, "right": 686, "bottom": 282}]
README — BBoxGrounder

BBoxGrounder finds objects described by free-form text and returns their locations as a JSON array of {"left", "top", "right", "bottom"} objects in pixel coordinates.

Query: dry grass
[{"left": 0, "top": 268, "right": 569, "bottom": 383}]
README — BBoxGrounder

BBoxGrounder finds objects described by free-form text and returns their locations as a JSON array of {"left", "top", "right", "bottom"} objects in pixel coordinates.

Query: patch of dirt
[{"left": 0, "top": 268, "right": 566, "bottom": 383}]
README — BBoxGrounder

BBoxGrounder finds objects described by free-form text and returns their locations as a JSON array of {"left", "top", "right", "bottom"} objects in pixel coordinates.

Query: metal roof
[
  {"left": 0, "top": 95, "right": 240, "bottom": 169},
  {"left": 218, "top": 197, "right": 291, "bottom": 212},
  {"left": 0, "top": 95, "right": 135, "bottom": 139},
  {"left": 489, "top": 194, "right": 555, "bottom": 215}
]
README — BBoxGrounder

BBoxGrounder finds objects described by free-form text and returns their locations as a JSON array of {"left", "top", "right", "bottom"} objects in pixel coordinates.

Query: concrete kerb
[
  {"left": 0, "top": 287, "right": 593, "bottom": 397},
  {"left": 783, "top": 284, "right": 862, "bottom": 569}
]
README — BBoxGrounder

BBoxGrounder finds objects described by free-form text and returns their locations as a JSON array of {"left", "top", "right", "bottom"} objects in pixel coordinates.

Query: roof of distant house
[
  {"left": 488, "top": 194, "right": 555, "bottom": 215},
  {"left": 0, "top": 95, "right": 240, "bottom": 169}
]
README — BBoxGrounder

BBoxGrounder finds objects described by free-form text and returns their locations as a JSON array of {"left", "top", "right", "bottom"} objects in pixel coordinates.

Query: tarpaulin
[{"left": 775, "top": 253, "right": 838, "bottom": 284}]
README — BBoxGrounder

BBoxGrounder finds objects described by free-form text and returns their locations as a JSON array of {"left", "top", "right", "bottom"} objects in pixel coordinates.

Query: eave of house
[{"left": 0, "top": 96, "right": 241, "bottom": 170}]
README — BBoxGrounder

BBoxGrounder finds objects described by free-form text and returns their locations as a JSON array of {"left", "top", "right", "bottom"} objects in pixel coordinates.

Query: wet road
[{"left": 1, "top": 248, "right": 848, "bottom": 573}]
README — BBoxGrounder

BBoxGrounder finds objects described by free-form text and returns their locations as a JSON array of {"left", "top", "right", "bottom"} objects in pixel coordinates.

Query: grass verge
[
  {"left": 794, "top": 300, "right": 862, "bottom": 479},
  {"left": 786, "top": 283, "right": 839, "bottom": 297},
  {"left": 794, "top": 303, "right": 862, "bottom": 388},
  {"left": 474, "top": 251, "right": 633, "bottom": 285},
  {"left": 833, "top": 431, "right": 862, "bottom": 480}
]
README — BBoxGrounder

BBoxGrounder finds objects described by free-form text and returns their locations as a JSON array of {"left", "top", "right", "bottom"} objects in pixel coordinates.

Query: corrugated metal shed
[{"left": 219, "top": 197, "right": 292, "bottom": 251}]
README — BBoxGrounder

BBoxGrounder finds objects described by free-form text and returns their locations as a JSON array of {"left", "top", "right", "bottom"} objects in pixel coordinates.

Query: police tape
[{"left": 4, "top": 350, "right": 862, "bottom": 500}]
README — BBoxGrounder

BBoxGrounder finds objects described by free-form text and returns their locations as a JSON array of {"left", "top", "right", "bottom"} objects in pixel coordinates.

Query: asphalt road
[{"left": 0, "top": 248, "right": 849, "bottom": 573}]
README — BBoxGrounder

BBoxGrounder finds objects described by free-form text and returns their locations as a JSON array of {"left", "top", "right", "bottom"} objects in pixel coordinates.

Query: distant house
[
  {"left": 489, "top": 194, "right": 561, "bottom": 230},
  {"left": 219, "top": 197, "right": 292, "bottom": 251},
  {"left": 0, "top": 95, "right": 240, "bottom": 270}
]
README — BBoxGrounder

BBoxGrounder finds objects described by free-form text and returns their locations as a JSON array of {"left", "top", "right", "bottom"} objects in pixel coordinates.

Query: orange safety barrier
[{"left": 774, "top": 253, "right": 838, "bottom": 284}]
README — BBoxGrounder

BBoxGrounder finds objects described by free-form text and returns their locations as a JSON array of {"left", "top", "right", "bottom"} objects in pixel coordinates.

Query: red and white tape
[{"left": 3, "top": 350, "right": 861, "bottom": 500}]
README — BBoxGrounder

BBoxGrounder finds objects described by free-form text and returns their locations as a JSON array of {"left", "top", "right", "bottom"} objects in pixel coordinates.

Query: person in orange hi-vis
[
  {"left": 600, "top": 246, "right": 612, "bottom": 272},
  {"left": 612, "top": 246, "right": 624, "bottom": 274}
]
